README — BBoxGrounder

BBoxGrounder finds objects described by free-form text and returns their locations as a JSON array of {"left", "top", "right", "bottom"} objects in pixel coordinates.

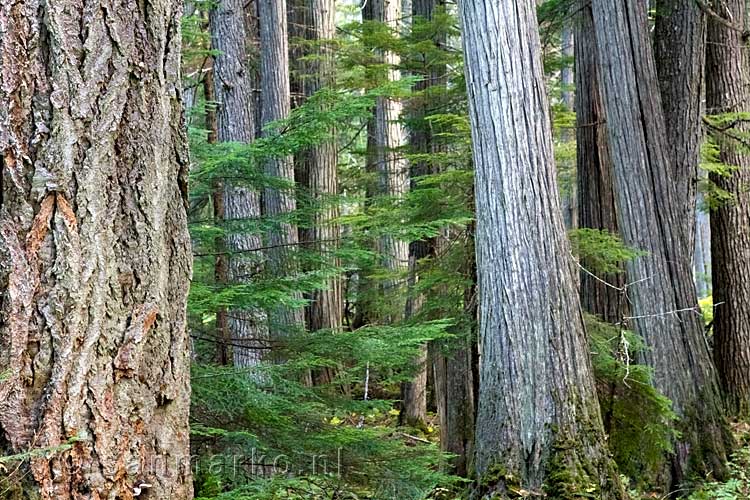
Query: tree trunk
[
  {"left": 301, "top": 0, "right": 343, "bottom": 336},
  {"left": 575, "top": 0, "right": 624, "bottom": 324},
  {"left": 259, "top": 0, "right": 305, "bottom": 339},
  {"left": 459, "top": 0, "right": 624, "bottom": 496},
  {"left": 0, "top": 0, "right": 193, "bottom": 496},
  {"left": 398, "top": 0, "right": 444, "bottom": 430},
  {"left": 371, "top": 0, "right": 410, "bottom": 294},
  {"left": 591, "top": 0, "right": 731, "bottom": 486},
  {"left": 210, "top": 0, "right": 269, "bottom": 369},
  {"left": 706, "top": 0, "right": 750, "bottom": 418},
  {"left": 433, "top": 228, "right": 476, "bottom": 477},
  {"left": 560, "top": 24, "right": 577, "bottom": 230},
  {"left": 654, "top": 0, "right": 705, "bottom": 249}
]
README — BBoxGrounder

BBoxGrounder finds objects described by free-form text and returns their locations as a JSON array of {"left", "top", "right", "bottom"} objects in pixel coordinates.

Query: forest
[{"left": 0, "top": 0, "right": 749, "bottom": 498}]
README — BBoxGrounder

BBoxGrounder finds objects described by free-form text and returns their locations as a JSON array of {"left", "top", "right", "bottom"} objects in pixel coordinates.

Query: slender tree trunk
[
  {"left": 399, "top": 0, "right": 444, "bottom": 430},
  {"left": 259, "top": 0, "right": 305, "bottom": 339},
  {"left": 210, "top": 0, "right": 269, "bottom": 368},
  {"left": 694, "top": 190, "right": 712, "bottom": 298},
  {"left": 0, "top": 0, "right": 193, "bottom": 496},
  {"left": 301, "top": 0, "right": 343, "bottom": 335},
  {"left": 204, "top": 67, "right": 232, "bottom": 365},
  {"left": 372, "top": 0, "right": 410, "bottom": 297},
  {"left": 560, "top": 24, "right": 577, "bottom": 230},
  {"left": 433, "top": 227, "right": 476, "bottom": 477},
  {"left": 591, "top": 0, "right": 731, "bottom": 486},
  {"left": 459, "top": 0, "right": 624, "bottom": 496},
  {"left": 575, "top": 1, "right": 624, "bottom": 324},
  {"left": 706, "top": 0, "right": 750, "bottom": 418}
]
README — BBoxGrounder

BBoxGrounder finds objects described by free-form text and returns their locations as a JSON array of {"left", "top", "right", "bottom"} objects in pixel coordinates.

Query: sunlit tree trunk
[
  {"left": 706, "top": 0, "right": 750, "bottom": 418},
  {"left": 460, "top": 0, "right": 624, "bottom": 495},
  {"left": 0, "top": 0, "right": 193, "bottom": 496},
  {"left": 592, "top": 0, "right": 732, "bottom": 486}
]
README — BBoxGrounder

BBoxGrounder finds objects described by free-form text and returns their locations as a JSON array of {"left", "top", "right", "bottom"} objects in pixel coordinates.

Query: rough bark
[
  {"left": 575, "top": 1, "right": 624, "bottom": 324},
  {"left": 301, "top": 0, "right": 343, "bottom": 335},
  {"left": 459, "top": 0, "right": 624, "bottom": 496},
  {"left": 210, "top": 0, "right": 269, "bottom": 368},
  {"left": 371, "top": 0, "right": 410, "bottom": 290},
  {"left": 706, "top": 0, "right": 750, "bottom": 418},
  {"left": 259, "top": 0, "right": 305, "bottom": 338},
  {"left": 591, "top": 0, "right": 731, "bottom": 486},
  {"left": 398, "top": 0, "right": 445, "bottom": 430},
  {"left": 654, "top": 0, "right": 705, "bottom": 249},
  {"left": 0, "top": 0, "right": 193, "bottom": 496}
]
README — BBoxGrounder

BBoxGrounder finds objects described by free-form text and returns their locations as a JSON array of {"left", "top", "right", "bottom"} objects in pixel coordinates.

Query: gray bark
[
  {"left": 706, "top": 0, "right": 750, "bottom": 418},
  {"left": 654, "top": 0, "right": 705, "bottom": 249},
  {"left": 591, "top": 0, "right": 731, "bottom": 485},
  {"left": 371, "top": 0, "right": 410, "bottom": 287},
  {"left": 259, "top": 0, "right": 305, "bottom": 338},
  {"left": 210, "top": 0, "right": 269, "bottom": 368},
  {"left": 301, "top": 0, "right": 343, "bottom": 335},
  {"left": 0, "top": 0, "right": 193, "bottom": 496},
  {"left": 459, "top": 0, "right": 624, "bottom": 496},
  {"left": 575, "top": 1, "right": 625, "bottom": 324}
]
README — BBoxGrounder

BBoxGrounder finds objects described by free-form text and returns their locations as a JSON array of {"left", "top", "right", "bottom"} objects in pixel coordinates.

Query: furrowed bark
[
  {"left": 706, "top": 0, "right": 750, "bottom": 418},
  {"left": 0, "top": 0, "right": 193, "bottom": 495},
  {"left": 575, "top": 0, "right": 624, "bottom": 324},
  {"left": 591, "top": 0, "right": 731, "bottom": 487},
  {"left": 459, "top": 0, "right": 624, "bottom": 496},
  {"left": 209, "top": 0, "right": 269, "bottom": 369},
  {"left": 259, "top": 0, "right": 305, "bottom": 339}
]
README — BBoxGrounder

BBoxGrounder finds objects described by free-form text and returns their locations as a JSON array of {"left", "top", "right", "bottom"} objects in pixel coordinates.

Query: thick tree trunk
[
  {"left": 259, "top": 0, "right": 305, "bottom": 338},
  {"left": 654, "top": 0, "right": 705, "bottom": 249},
  {"left": 575, "top": 1, "right": 624, "bottom": 324},
  {"left": 210, "top": 0, "right": 269, "bottom": 368},
  {"left": 591, "top": 0, "right": 731, "bottom": 486},
  {"left": 459, "top": 0, "right": 624, "bottom": 496},
  {"left": 0, "top": 0, "right": 193, "bottom": 496},
  {"left": 706, "top": 0, "right": 750, "bottom": 418}
]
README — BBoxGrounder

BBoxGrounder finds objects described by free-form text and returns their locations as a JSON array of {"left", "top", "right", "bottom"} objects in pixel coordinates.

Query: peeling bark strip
[
  {"left": 0, "top": 0, "right": 193, "bottom": 495},
  {"left": 459, "top": 0, "right": 624, "bottom": 496}
]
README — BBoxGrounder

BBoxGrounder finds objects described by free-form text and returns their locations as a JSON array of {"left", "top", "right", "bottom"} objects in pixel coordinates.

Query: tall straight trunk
[
  {"left": 371, "top": 0, "right": 409, "bottom": 292},
  {"left": 560, "top": 24, "right": 577, "bottom": 229},
  {"left": 654, "top": 0, "right": 705, "bottom": 249},
  {"left": 706, "top": 0, "right": 750, "bottom": 418},
  {"left": 210, "top": 0, "right": 268, "bottom": 368},
  {"left": 399, "top": 0, "right": 444, "bottom": 429},
  {"left": 459, "top": 0, "right": 624, "bottom": 496},
  {"left": 591, "top": 0, "right": 731, "bottom": 486},
  {"left": 575, "top": 1, "right": 624, "bottom": 324},
  {"left": 694, "top": 191, "right": 711, "bottom": 298},
  {"left": 301, "top": 0, "right": 343, "bottom": 335},
  {"left": 0, "top": 0, "right": 192, "bottom": 496},
  {"left": 259, "top": 0, "right": 305, "bottom": 338}
]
